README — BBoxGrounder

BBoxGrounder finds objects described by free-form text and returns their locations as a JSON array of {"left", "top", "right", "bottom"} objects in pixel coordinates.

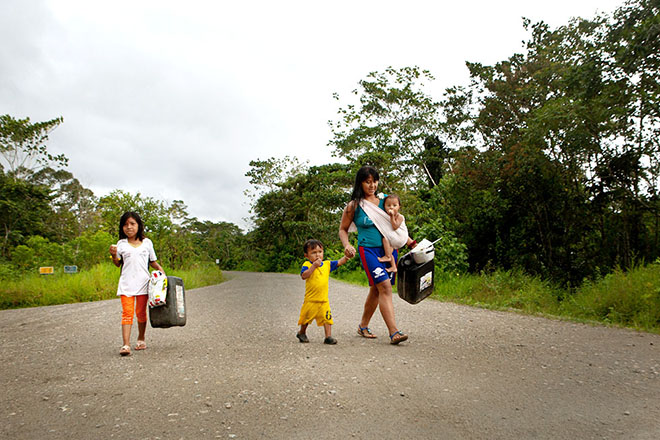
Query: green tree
[
  {"left": 67, "top": 230, "right": 114, "bottom": 268},
  {"left": 190, "top": 220, "right": 244, "bottom": 269},
  {"left": 0, "top": 170, "right": 53, "bottom": 257},
  {"left": 248, "top": 162, "right": 352, "bottom": 271},
  {"left": 11, "top": 245, "right": 35, "bottom": 271},
  {"left": 31, "top": 168, "right": 99, "bottom": 241},
  {"left": 603, "top": 0, "right": 660, "bottom": 264},
  {"left": 0, "top": 115, "right": 67, "bottom": 180},
  {"left": 439, "top": 4, "right": 660, "bottom": 283},
  {"left": 328, "top": 66, "right": 443, "bottom": 188},
  {"left": 245, "top": 156, "right": 309, "bottom": 215},
  {"left": 98, "top": 190, "right": 172, "bottom": 237},
  {"left": 24, "top": 235, "right": 65, "bottom": 268}
]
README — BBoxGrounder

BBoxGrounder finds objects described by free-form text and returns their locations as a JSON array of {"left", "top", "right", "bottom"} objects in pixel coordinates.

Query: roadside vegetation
[
  {"left": 0, "top": 262, "right": 222, "bottom": 309},
  {"left": 430, "top": 262, "right": 660, "bottom": 334},
  {"left": 332, "top": 261, "right": 660, "bottom": 334}
]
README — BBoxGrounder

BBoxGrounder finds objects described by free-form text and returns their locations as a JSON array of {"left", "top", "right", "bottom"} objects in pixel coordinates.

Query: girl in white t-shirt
[{"left": 109, "top": 212, "right": 164, "bottom": 356}]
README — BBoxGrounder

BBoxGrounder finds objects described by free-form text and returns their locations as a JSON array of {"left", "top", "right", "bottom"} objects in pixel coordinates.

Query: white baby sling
[{"left": 349, "top": 199, "right": 408, "bottom": 249}]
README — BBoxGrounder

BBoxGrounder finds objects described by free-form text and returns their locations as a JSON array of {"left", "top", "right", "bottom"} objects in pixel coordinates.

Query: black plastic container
[
  {"left": 396, "top": 252, "right": 435, "bottom": 304},
  {"left": 149, "top": 276, "right": 186, "bottom": 328}
]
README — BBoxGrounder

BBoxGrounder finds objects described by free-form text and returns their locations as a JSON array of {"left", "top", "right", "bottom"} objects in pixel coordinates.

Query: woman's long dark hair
[
  {"left": 118, "top": 211, "right": 146, "bottom": 241},
  {"left": 350, "top": 166, "right": 379, "bottom": 204}
]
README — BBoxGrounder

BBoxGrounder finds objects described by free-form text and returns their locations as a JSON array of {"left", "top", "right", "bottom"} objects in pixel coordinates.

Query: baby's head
[
  {"left": 384, "top": 194, "right": 401, "bottom": 213},
  {"left": 303, "top": 239, "right": 324, "bottom": 261}
]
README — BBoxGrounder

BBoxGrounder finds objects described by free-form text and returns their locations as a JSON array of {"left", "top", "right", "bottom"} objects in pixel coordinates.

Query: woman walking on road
[{"left": 338, "top": 166, "right": 415, "bottom": 344}]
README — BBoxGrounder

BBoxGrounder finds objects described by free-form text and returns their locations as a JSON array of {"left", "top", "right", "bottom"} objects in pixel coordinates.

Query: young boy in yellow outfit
[{"left": 297, "top": 239, "right": 350, "bottom": 345}]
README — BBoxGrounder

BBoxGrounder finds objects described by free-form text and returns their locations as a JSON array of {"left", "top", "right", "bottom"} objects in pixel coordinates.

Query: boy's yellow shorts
[{"left": 298, "top": 301, "right": 333, "bottom": 326}]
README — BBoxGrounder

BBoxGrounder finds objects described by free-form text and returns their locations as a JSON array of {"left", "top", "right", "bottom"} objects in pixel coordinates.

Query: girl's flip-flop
[
  {"left": 357, "top": 326, "right": 377, "bottom": 338},
  {"left": 119, "top": 345, "right": 131, "bottom": 356},
  {"left": 134, "top": 340, "right": 147, "bottom": 350}
]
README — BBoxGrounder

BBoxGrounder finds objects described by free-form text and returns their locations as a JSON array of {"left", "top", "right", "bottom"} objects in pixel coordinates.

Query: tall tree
[
  {"left": 328, "top": 66, "right": 443, "bottom": 189},
  {"left": 0, "top": 115, "right": 67, "bottom": 180}
]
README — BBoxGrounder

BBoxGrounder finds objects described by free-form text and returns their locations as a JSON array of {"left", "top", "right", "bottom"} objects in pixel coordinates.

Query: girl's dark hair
[
  {"left": 384, "top": 193, "right": 401, "bottom": 205},
  {"left": 303, "top": 239, "right": 324, "bottom": 253},
  {"left": 119, "top": 211, "right": 146, "bottom": 240},
  {"left": 350, "top": 166, "right": 379, "bottom": 203}
]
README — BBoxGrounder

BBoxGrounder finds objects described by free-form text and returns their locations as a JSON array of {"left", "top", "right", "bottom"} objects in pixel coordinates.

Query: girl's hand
[
  {"left": 109, "top": 245, "right": 117, "bottom": 257},
  {"left": 344, "top": 245, "right": 356, "bottom": 259}
]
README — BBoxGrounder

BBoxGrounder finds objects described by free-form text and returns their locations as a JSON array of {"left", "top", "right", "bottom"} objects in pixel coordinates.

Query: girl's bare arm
[{"left": 150, "top": 260, "right": 164, "bottom": 273}]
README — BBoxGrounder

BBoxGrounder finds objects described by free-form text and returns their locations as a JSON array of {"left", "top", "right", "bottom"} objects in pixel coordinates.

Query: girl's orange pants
[{"left": 120, "top": 295, "right": 148, "bottom": 325}]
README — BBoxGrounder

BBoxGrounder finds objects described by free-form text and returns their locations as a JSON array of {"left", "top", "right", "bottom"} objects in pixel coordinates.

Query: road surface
[{"left": 1, "top": 271, "right": 659, "bottom": 439}]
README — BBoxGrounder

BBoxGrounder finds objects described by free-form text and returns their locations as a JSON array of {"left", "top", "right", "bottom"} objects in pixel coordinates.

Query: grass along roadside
[
  {"left": 0, "top": 262, "right": 224, "bottom": 310},
  {"left": 432, "top": 264, "right": 660, "bottom": 334},
  {"left": 334, "top": 262, "right": 660, "bottom": 334}
]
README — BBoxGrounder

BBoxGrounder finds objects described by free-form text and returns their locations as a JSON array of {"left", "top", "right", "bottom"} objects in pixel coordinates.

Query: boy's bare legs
[
  {"left": 323, "top": 323, "right": 336, "bottom": 344},
  {"left": 297, "top": 324, "right": 309, "bottom": 342}
]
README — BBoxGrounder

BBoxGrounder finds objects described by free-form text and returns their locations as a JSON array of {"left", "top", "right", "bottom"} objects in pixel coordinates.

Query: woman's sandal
[
  {"left": 390, "top": 331, "right": 408, "bottom": 345},
  {"left": 119, "top": 345, "right": 131, "bottom": 356},
  {"left": 357, "top": 326, "right": 377, "bottom": 339},
  {"left": 134, "top": 340, "right": 147, "bottom": 351}
]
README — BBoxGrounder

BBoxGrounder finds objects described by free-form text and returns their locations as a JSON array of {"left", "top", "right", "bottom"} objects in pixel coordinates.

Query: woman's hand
[
  {"left": 339, "top": 201, "right": 357, "bottom": 259},
  {"left": 109, "top": 244, "right": 117, "bottom": 257}
]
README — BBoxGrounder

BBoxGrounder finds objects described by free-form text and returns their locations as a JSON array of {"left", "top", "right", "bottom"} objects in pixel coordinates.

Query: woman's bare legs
[{"left": 359, "top": 280, "right": 398, "bottom": 336}]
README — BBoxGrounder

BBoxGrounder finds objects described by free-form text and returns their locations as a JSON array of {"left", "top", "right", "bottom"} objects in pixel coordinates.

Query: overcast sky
[{"left": 1, "top": 0, "right": 623, "bottom": 230}]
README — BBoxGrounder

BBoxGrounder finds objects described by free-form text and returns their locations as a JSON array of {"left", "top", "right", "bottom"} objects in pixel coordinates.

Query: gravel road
[{"left": 1, "top": 271, "right": 659, "bottom": 439}]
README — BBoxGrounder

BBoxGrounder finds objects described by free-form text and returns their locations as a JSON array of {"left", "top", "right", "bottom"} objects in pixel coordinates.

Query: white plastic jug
[{"left": 411, "top": 239, "right": 435, "bottom": 264}]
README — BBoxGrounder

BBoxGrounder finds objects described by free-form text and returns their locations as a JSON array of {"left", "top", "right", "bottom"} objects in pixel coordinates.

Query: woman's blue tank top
[{"left": 354, "top": 198, "right": 385, "bottom": 248}]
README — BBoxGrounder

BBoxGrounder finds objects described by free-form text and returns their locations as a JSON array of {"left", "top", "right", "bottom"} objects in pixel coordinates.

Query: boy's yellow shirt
[{"left": 301, "top": 260, "right": 338, "bottom": 303}]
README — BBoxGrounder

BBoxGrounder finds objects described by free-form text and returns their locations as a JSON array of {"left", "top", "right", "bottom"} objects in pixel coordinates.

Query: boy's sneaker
[
  {"left": 324, "top": 337, "right": 337, "bottom": 345},
  {"left": 296, "top": 333, "right": 309, "bottom": 343}
]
